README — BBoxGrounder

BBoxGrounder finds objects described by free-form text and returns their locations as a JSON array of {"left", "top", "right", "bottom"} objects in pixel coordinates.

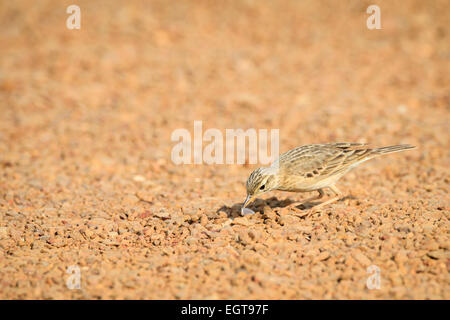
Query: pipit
[{"left": 242, "top": 142, "right": 415, "bottom": 214}]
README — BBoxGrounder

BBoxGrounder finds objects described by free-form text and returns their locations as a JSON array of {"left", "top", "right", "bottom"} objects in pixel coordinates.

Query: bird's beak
[{"left": 242, "top": 194, "right": 256, "bottom": 209}]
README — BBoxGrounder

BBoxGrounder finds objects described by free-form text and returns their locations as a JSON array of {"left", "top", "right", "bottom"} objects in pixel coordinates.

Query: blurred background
[{"left": 0, "top": 0, "right": 448, "bottom": 299}]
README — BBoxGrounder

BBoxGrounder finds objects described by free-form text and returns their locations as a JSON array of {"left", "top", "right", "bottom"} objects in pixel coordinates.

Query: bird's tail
[{"left": 372, "top": 144, "right": 416, "bottom": 156}]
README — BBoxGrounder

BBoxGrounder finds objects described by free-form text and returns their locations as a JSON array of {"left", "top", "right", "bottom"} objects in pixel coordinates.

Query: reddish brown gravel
[{"left": 0, "top": 0, "right": 449, "bottom": 299}]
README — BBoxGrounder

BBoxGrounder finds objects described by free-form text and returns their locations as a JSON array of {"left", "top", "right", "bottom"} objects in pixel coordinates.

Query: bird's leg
[
  {"left": 286, "top": 189, "right": 324, "bottom": 209},
  {"left": 311, "top": 184, "right": 342, "bottom": 210}
]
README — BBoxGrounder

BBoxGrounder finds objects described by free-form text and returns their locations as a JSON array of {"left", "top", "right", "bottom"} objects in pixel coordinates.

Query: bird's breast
[{"left": 275, "top": 173, "right": 344, "bottom": 192}]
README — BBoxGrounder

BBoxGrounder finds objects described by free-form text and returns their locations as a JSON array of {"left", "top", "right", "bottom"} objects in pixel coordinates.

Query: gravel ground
[{"left": 0, "top": 0, "right": 449, "bottom": 299}]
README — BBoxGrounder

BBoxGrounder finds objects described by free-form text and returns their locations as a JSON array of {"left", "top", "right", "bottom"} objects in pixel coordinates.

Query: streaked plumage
[{"left": 242, "top": 142, "right": 415, "bottom": 213}]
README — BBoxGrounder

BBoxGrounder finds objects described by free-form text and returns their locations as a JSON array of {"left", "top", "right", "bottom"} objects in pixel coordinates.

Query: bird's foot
[{"left": 290, "top": 207, "right": 315, "bottom": 218}]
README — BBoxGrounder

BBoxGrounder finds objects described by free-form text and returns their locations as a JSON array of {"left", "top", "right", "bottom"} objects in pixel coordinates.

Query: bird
[{"left": 242, "top": 142, "right": 415, "bottom": 214}]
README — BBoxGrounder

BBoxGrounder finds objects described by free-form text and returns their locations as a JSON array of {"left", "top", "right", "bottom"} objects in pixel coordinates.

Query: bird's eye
[{"left": 260, "top": 184, "right": 265, "bottom": 190}]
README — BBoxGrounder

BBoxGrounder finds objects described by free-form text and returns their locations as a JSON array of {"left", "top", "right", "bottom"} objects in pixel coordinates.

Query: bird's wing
[{"left": 276, "top": 143, "right": 373, "bottom": 179}]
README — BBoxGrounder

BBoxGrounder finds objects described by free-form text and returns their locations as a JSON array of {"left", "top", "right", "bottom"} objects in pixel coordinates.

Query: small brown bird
[{"left": 242, "top": 142, "right": 415, "bottom": 213}]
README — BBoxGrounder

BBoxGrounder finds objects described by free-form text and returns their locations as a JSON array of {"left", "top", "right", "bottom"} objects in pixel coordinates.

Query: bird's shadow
[{"left": 216, "top": 195, "right": 356, "bottom": 219}]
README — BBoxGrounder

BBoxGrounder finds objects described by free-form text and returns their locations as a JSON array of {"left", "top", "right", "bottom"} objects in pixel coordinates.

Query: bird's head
[{"left": 243, "top": 167, "right": 278, "bottom": 209}]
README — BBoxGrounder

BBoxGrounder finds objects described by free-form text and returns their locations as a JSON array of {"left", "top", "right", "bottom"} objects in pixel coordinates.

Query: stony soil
[{"left": 0, "top": 0, "right": 449, "bottom": 299}]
